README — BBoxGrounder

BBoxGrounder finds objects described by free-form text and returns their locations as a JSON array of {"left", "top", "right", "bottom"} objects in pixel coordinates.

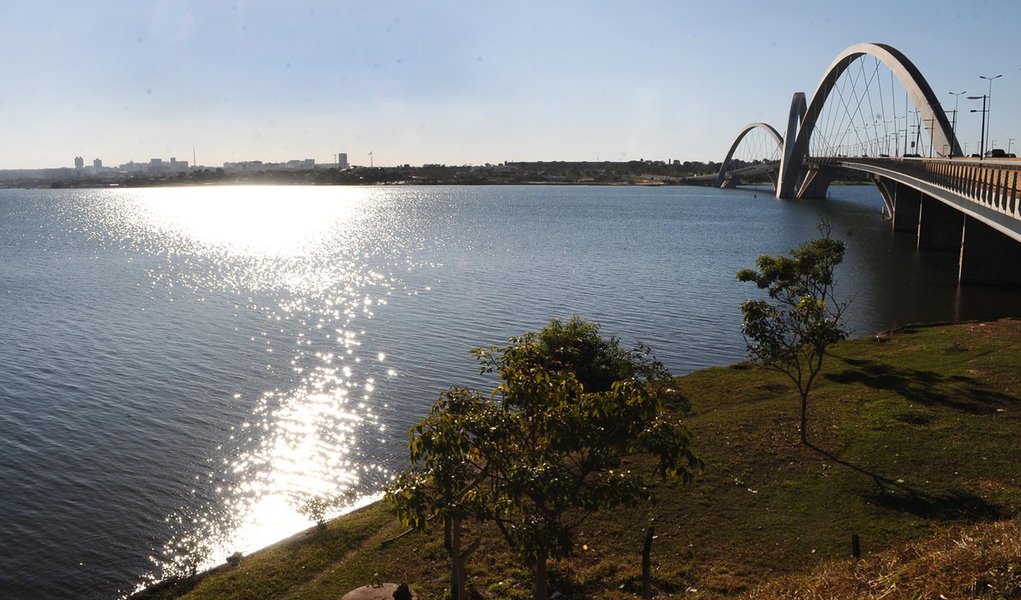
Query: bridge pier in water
[
  {"left": 917, "top": 196, "right": 964, "bottom": 251},
  {"left": 960, "top": 216, "right": 1021, "bottom": 286},
  {"left": 883, "top": 181, "right": 921, "bottom": 233},
  {"left": 795, "top": 166, "right": 837, "bottom": 199},
  {"left": 875, "top": 177, "right": 1021, "bottom": 286}
]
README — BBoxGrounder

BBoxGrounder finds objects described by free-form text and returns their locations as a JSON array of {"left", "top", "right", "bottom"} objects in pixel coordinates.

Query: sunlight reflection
[
  {"left": 205, "top": 381, "right": 381, "bottom": 560},
  {"left": 95, "top": 186, "right": 409, "bottom": 585},
  {"left": 124, "top": 185, "right": 368, "bottom": 258}
]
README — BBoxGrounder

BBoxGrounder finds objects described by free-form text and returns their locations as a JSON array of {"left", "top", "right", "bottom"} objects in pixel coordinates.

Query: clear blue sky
[{"left": 1, "top": 0, "right": 1018, "bottom": 168}]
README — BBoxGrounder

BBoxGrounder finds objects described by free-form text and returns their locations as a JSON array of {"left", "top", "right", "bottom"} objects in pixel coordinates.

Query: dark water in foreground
[{"left": 1, "top": 184, "right": 1018, "bottom": 598}]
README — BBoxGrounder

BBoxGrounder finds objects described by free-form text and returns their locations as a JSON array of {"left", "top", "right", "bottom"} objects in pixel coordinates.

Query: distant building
[
  {"left": 93, "top": 158, "right": 102, "bottom": 168},
  {"left": 223, "top": 160, "right": 264, "bottom": 174},
  {"left": 137, "top": 158, "right": 189, "bottom": 175},
  {"left": 74, "top": 156, "right": 84, "bottom": 169},
  {"left": 224, "top": 158, "right": 313, "bottom": 173},
  {"left": 338, "top": 153, "right": 349, "bottom": 169}
]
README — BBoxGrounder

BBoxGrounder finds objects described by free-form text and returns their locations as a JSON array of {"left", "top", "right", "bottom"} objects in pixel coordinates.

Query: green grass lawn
[{"left": 134, "top": 320, "right": 1021, "bottom": 599}]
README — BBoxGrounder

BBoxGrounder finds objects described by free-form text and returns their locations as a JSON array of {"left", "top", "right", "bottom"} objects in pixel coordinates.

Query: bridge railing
[{"left": 829, "top": 157, "right": 1021, "bottom": 222}]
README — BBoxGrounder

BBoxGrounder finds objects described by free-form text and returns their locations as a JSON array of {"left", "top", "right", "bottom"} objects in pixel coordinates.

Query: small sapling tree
[{"left": 737, "top": 222, "right": 849, "bottom": 445}]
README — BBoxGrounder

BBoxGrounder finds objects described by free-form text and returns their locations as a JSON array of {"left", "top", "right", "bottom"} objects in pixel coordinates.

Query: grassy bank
[{"left": 136, "top": 320, "right": 1021, "bottom": 599}]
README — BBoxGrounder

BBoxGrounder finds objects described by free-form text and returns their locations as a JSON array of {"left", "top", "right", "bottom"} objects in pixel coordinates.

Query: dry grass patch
[{"left": 745, "top": 517, "right": 1021, "bottom": 599}]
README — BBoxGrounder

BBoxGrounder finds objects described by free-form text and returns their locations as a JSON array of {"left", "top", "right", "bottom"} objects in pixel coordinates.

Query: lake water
[{"left": 1, "top": 184, "right": 1019, "bottom": 598}]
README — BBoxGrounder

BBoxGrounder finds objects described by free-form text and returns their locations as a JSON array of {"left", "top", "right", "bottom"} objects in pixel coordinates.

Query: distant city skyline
[{"left": 2, "top": 1, "right": 1019, "bottom": 169}]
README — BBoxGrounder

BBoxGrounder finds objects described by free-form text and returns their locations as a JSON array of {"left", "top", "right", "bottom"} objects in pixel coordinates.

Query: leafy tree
[
  {"left": 387, "top": 318, "right": 700, "bottom": 600},
  {"left": 737, "top": 222, "right": 849, "bottom": 445}
]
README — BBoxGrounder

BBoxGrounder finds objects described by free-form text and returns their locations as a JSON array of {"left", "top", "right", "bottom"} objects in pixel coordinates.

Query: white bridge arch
[{"left": 776, "top": 43, "right": 962, "bottom": 198}]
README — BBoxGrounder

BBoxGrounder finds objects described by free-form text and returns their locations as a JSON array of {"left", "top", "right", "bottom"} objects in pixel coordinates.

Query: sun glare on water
[
  {"left": 100, "top": 186, "right": 404, "bottom": 587},
  {"left": 128, "top": 185, "right": 365, "bottom": 258}
]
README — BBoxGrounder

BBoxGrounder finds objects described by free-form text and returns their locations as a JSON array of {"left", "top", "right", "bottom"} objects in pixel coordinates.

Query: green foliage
[
  {"left": 386, "top": 317, "right": 700, "bottom": 599},
  {"left": 737, "top": 222, "right": 849, "bottom": 443}
]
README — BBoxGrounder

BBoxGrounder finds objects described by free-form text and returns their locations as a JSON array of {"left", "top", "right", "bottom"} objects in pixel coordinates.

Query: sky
[{"left": 1, "top": 0, "right": 1019, "bottom": 169}]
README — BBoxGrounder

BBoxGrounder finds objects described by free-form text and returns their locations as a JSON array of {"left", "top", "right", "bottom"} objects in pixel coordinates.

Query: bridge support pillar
[
  {"left": 891, "top": 182, "right": 921, "bottom": 233},
  {"left": 917, "top": 195, "right": 964, "bottom": 251},
  {"left": 796, "top": 166, "right": 836, "bottom": 199},
  {"left": 873, "top": 176, "right": 895, "bottom": 219},
  {"left": 959, "top": 217, "right": 1021, "bottom": 286}
]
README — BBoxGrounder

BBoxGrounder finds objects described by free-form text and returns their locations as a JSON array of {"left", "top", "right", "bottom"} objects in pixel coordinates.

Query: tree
[
  {"left": 737, "top": 222, "right": 849, "bottom": 445},
  {"left": 386, "top": 387, "right": 490, "bottom": 599},
  {"left": 387, "top": 317, "right": 701, "bottom": 600}
]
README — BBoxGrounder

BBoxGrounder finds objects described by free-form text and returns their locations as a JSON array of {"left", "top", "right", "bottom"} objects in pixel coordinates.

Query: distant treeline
[{"left": 2, "top": 158, "right": 870, "bottom": 189}]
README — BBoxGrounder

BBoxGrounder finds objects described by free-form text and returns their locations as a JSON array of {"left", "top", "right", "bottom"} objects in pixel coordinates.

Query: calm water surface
[{"left": 1, "top": 184, "right": 1018, "bottom": 598}]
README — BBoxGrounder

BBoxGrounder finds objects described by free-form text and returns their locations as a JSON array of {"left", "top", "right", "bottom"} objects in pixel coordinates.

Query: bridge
[{"left": 695, "top": 42, "right": 1021, "bottom": 286}]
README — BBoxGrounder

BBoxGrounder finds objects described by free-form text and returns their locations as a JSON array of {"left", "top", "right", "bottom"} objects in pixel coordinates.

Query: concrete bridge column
[
  {"left": 796, "top": 166, "right": 838, "bottom": 199},
  {"left": 891, "top": 182, "right": 921, "bottom": 233},
  {"left": 959, "top": 217, "right": 1021, "bottom": 286},
  {"left": 872, "top": 176, "right": 895, "bottom": 218},
  {"left": 917, "top": 195, "right": 964, "bottom": 251}
]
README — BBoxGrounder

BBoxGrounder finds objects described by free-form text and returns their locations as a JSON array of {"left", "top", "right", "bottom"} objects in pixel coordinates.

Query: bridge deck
[{"left": 814, "top": 157, "right": 1021, "bottom": 242}]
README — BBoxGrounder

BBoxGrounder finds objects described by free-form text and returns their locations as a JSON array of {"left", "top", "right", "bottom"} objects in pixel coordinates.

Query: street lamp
[
  {"left": 980, "top": 74, "right": 1002, "bottom": 153},
  {"left": 969, "top": 94, "right": 988, "bottom": 157},
  {"left": 923, "top": 117, "right": 936, "bottom": 157},
  {"left": 892, "top": 117, "right": 902, "bottom": 157},
  {"left": 910, "top": 109, "right": 923, "bottom": 154},
  {"left": 909, "top": 117, "right": 921, "bottom": 155},
  {"left": 948, "top": 90, "right": 967, "bottom": 157}
]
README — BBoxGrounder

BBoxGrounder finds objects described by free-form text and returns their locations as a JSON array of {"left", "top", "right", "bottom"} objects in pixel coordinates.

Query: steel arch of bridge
[
  {"left": 714, "top": 122, "right": 784, "bottom": 188},
  {"left": 777, "top": 43, "right": 962, "bottom": 199}
]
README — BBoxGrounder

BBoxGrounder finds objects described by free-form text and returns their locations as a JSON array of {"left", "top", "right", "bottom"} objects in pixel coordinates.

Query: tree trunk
[
  {"left": 800, "top": 393, "right": 808, "bottom": 445},
  {"left": 449, "top": 514, "right": 465, "bottom": 600},
  {"left": 533, "top": 550, "right": 548, "bottom": 600}
]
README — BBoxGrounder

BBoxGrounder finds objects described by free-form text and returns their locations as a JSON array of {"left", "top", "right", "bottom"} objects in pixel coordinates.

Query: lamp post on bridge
[
  {"left": 923, "top": 117, "right": 936, "bottom": 157},
  {"left": 980, "top": 74, "right": 1002, "bottom": 154},
  {"left": 892, "top": 117, "right": 902, "bottom": 157},
  {"left": 969, "top": 94, "right": 988, "bottom": 157},
  {"left": 948, "top": 90, "right": 967, "bottom": 157},
  {"left": 910, "top": 109, "right": 923, "bottom": 155},
  {"left": 909, "top": 119, "right": 921, "bottom": 156}
]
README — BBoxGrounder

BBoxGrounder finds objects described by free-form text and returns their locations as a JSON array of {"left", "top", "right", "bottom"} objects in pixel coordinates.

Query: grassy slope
[{"left": 136, "top": 320, "right": 1021, "bottom": 599}]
